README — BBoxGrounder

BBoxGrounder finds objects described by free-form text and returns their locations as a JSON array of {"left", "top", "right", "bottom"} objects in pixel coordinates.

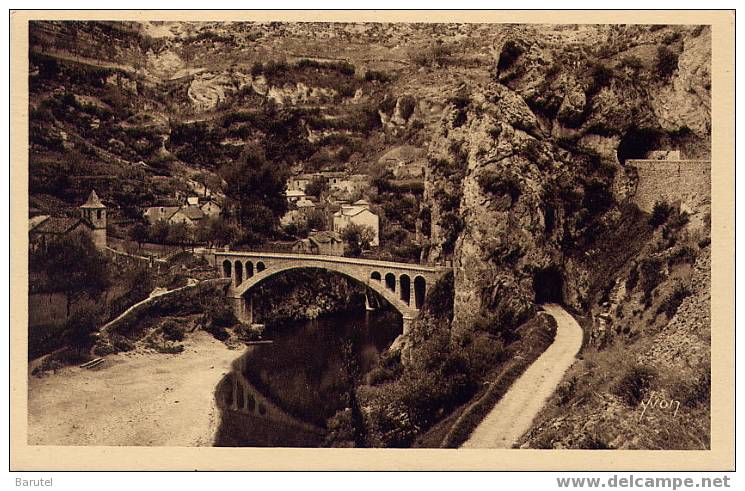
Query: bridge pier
[
  {"left": 402, "top": 316, "right": 414, "bottom": 336},
  {"left": 365, "top": 290, "right": 376, "bottom": 311},
  {"left": 230, "top": 295, "right": 253, "bottom": 325}
]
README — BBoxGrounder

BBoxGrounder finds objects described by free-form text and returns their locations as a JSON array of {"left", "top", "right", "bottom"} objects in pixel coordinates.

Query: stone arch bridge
[{"left": 214, "top": 251, "right": 450, "bottom": 334}]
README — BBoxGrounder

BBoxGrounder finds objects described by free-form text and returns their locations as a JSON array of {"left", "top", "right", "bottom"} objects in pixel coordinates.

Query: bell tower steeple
[{"left": 80, "top": 190, "right": 107, "bottom": 249}]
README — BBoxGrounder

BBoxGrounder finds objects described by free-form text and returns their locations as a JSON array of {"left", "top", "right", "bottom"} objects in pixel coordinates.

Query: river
[{"left": 213, "top": 309, "right": 402, "bottom": 447}]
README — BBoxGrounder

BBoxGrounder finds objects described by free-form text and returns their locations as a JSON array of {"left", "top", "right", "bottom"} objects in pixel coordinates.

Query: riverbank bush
[{"left": 342, "top": 310, "right": 557, "bottom": 448}]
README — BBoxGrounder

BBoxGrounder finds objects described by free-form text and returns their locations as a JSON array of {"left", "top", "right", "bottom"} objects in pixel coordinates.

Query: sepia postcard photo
[{"left": 9, "top": 9, "right": 734, "bottom": 471}]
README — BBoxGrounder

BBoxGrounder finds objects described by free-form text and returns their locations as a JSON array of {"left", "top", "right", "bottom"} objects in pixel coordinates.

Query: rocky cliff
[{"left": 421, "top": 24, "right": 710, "bottom": 340}]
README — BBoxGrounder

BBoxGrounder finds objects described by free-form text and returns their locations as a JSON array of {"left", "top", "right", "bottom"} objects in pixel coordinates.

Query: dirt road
[
  {"left": 28, "top": 331, "right": 240, "bottom": 446},
  {"left": 461, "top": 304, "right": 583, "bottom": 448}
]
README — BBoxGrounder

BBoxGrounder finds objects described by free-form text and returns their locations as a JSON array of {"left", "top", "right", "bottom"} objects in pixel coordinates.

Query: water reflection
[{"left": 214, "top": 310, "right": 401, "bottom": 447}]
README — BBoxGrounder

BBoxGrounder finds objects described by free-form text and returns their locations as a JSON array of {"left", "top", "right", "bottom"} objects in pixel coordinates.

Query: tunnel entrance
[
  {"left": 533, "top": 265, "right": 564, "bottom": 304},
  {"left": 616, "top": 128, "right": 664, "bottom": 165}
]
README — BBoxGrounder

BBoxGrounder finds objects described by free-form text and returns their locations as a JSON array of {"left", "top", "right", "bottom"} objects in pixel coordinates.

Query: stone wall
[
  {"left": 627, "top": 160, "right": 711, "bottom": 223},
  {"left": 99, "top": 278, "right": 230, "bottom": 337},
  {"left": 29, "top": 292, "right": 70, "bottom": 327}
]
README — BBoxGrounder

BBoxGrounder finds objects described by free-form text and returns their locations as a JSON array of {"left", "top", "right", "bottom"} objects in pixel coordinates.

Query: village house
[
  {"left": 285, "top": 189, "right": 306, "bottom": 203},
  {"left": 167, "top": 205, "right": 205, "bottom": 227},
  {"left": 322, "top": 171, "right": 348, "bottom": 190},
  {"left": 280, "top": 196, "right": 317, "bottom": 227},
  {"left": 200, "top": 199, "right": 222, "bottom": 217},
  {"left": 378, "top": 145, "right": 427, "bottom": 179},
  {"left": 143, "top": 204, "right": 206, "bottom": 227},
  {"left": 292, "top": 230, "right": 345, "bottom": 256},
  {"left": 287, "top": 173, "right": 317, "bottom": 192},
  {"left": 332, "top": 199, "right": 380, "bottom": 246},
  {"left": 392, "top": 160, "right": 426, "bottom": 179},
  {"left": 143, "top": 205, "right": 181, "bottom": 224}
]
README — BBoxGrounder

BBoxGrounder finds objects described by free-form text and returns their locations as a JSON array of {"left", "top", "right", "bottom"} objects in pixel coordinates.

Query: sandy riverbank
[{"left": 28, "top": 331, "right": 240, "bottom": 446}]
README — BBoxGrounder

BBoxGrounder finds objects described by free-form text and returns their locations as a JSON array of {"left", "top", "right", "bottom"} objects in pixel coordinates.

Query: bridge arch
[
  {"left": 223, "top": 260, "right": 232, "bottom": 278},
  {"left": 370, "top": 271, "right": 381, "bottom": 281},
  {"left": 414, "top": 275, "right": 427, "bottom": 309},
  {"left": 235, "top": 261, "right": 243, "bottom": 286},
  {"left": 246, "top": 261, "right": 254, "bottom": 278},
  {"left": 400, "top": 274, "right": 411, "bottom": 305},
  {"left": 385, "top": 272, "right": 396, "bottom": 292},
  {"left": 256, "top": 261, "right": 266, "bottom": 272},
  {"left": 231, "top": 263, "right": 420, "bottom": 322}
]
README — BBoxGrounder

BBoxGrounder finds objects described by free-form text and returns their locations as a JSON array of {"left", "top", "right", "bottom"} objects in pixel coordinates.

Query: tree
[
  {"left": 148, "top": 220, "right": 170, "bottom": 244},
  {"left": 166, "top": 221, "right": 191, "bottom": 248},
  {"left": 306, "top": 208, "right": 328, "bottom": 231},
  {"left": 198, "top": 216, "right": 238, "bottom": 247},
  {"left": 305, "top": 176, "right": 328, "bottom": 198},
  {"left": 66, "top": 299, "right": 104, "bottom": 349},
  {"left": 130, "top": 222, "right": 149, "bottom": 249},
  {"left": 341, "top": 223, "right": 375, "bottom": 257},
  {"left": 219, "top": 144, "right": 289, "bottom": 238},
  {"left": 42, "top": 232, "right": 111, "bottom": 315}
]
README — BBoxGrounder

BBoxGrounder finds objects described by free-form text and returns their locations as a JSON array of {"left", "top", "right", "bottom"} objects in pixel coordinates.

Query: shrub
[
  {"left": 146, "top": 335, "right": 185, "bottom": 354},
  {"left": 203, "top": 297, "right": 237, "bottom": 328},
  {"left": 399, "top": 95, "right": 416, "bottom": 120},
  {"left": 439, "top": 212, "right": 464, "bottom": 256},
  {"left": 161, "top": 319, "right": 186, "bottom": 341},
  {"left": 364, "top": 70, "right": 391, "bottom": 83},
  {"left": 657, "top": 283, "right": 691, "bottom": 319},
  {"left": 204, "top": 323, "right": 229, "bottom": 341},
  {"left": 614, "top": 365, "right": 657, "bottom": 406},
  {"left": 367, "top": 366, "right": 397, "bottom": 386},
  {"left": 555, "top": 376, "right": 578, "bottom": 406},
  {"left": 639, "top": 257, "right": 665, "bottom": 306},
  {"left": 588, "top": 63, "right": 614, "bottom": 96},
  {"left": 669, "top": 245, "right": 697, "bottom": 266},
  {"left": 478, "top": 170, "right": 522, "bottom": 204},
  {"left": 452, "top": 110, "right": 467, "bottom": 128},
  {"left": 65, "top": 301, "right": 103, "bottom": 350},
  {"left": 619, "top": 55, "right": 644, "bottom": 72},
  {"left": 649, "top": 201, "right": 674, "bottom": 227},
  {"left": 424, "top": 271, "right": 454, "bottom": 321},
  {"left": 656, "top": 46, "right": 679, "bottom": 79}
]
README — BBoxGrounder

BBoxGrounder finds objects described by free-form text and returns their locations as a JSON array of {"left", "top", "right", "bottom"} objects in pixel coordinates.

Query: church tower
[{"left": 80, "top": 190, "right": 107, "bottom": 249}]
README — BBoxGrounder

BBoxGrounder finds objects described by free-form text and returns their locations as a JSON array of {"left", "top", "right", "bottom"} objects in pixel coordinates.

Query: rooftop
[
  {"left": 30, "top": 216, "right": 84, "bottom": 235},
  {"left": 80, "top": 190, "right": 105, "bottom": 209}
]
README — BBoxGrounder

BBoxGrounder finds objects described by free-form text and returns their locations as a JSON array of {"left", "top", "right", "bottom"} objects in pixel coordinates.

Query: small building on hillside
[
  {"left": 287, "top": 173, "right": 317, "bottom": 192},
  {"left": 332, "top": 199, "right": 380, "bottom": 246},
  {"left": 321, "top": 171, "right": 347, "bottom": 189},
  {"left": 144, "top": 206, "right": 180, "bottom": 224},
  {"left": 280, "top": 196, "right": 317, "bottom": 227},
  {"left": 168, "top": 205, "right": 205, "bottom": 227},
  {"left": 378, "top": 145, "right": 426, "bottom": 179},
  {"left": 392, "top": 160, "right": 426, "bottom": 179},
  {"left": 200, "top": 200, "right": 222, "bottom": 218},
  {"left": 29, "top": 190, "right": 108, "bottom": 252},
  {"left": 143, "top": 203, "right": 205, "bottom": 227},
  {"left": 292, "top": 230, "right": 345, "bottom": 256},
  {"left": 285, "top": 189, "right": 306, "bottom": 203},
  {"left": 30, "top": 216, "right": 91, "bottom": 253}
]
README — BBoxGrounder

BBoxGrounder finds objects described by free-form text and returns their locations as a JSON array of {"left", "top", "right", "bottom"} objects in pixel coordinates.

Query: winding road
[{"left": 461, "top": 303, "right": 583, "bottom": 448}]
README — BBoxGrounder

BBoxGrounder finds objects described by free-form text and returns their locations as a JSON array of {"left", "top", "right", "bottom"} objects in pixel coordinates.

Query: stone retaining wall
[
  {"left": 626, "top": 159, "right": 711, "bottom": 215},
  {"left": 99, "top": 278, "right": 230, "bottom": 337}
]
